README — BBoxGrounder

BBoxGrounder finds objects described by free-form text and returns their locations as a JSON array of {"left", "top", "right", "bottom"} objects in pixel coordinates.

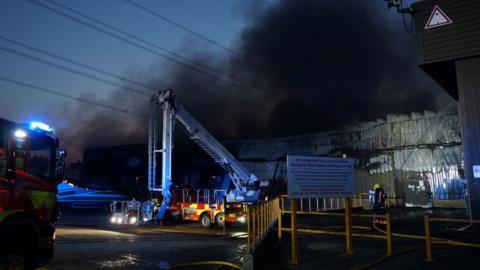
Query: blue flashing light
[{"left": 29, "top": 121, "right": 53, "bottom": 133}]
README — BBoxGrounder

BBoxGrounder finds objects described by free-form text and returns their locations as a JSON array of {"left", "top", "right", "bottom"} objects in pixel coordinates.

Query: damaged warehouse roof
[{"left": 225, "top": 111, "right": 463, "bottom": 200}]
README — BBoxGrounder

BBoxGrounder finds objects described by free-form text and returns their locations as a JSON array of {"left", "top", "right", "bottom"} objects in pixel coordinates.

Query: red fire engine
[
  {"left": 0, "top": 118, "right": 65, "bottom": 269},
  {"left": 110, "top": 189, "right": 247, "bottom": 228},
  {"left": 167, "top": 189, "right": 246, "bottom": 227}
]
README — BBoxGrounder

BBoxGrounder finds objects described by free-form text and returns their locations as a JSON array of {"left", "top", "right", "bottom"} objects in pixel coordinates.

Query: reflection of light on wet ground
[
  {"left": 56, "top": 227, "right": 136, "bottom": 238},
  {"left": 98, "top": 254, "right": 140, "bottom": 269},
  {"left": 229, "top": 242, "right": 247, "bottom": 265},
  {"left": 229, "top": 232, "right": 248, "bottom": 238}
]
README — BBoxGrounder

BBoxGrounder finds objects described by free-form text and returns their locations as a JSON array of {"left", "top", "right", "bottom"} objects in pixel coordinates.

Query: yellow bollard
[
  {"left": 386, "top": 212, "right": 392, "bottom": 256},
  {"left": 222, "top": 196, "right": 226, "bottom": 234},
  {"left": 252, "top": 207, "right": 256, "bottom": 244},
  {"left": 261, "top": 204, "right": 265, "bottom": 238},
  {"left": 278, "top": 198, "right": 283, "bottom": 240},
  {"left": 271, "top": 200, "right": 274, "bottom": 223},
  {"left": 257, "top": 204, "right": 263, "bottom": 238},
  {"left": 264, "top": 202, "right": 267, "bottom": 230},
  {"left": 291, "top": 199, "right": 299, "bottom": 264},
  {"left": 344, "top": 197, "right": 353, "bottom": 256},
  {"left": 262, "top": 204, "right": 265, "bottom": 237},
  {"left": 247, "top": 205, "right": 251, "bottom": 251},
  {"left": 424, "top": 215, "right": 433, "bottom": 261},
  {"left": 268, "top": 201, "right": 272, "bottom": 225},
  {"left": 258, "top": 205, "right": 262, "bottom": 239},
  {"left": 271, "top": 201, "right": 274, "bottom": 223}
]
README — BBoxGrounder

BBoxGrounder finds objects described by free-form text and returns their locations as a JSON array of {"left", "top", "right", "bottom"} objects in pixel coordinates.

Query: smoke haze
[{"left": 51, "top": 0, "right": 453, "bottom": 162}]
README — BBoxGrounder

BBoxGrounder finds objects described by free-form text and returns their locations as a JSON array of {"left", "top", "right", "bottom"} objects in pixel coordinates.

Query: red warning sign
[{"left": 424, "top": 5, "right": 453, "bottom": 29}]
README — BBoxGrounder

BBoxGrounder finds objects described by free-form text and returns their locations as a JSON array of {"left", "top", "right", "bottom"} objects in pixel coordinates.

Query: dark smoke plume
[
  {"left": 52, "top": 0, "right": 453, "bottom": 162},
  {"left": 159, "top": 0, "right": 452, "bottom": 137}
]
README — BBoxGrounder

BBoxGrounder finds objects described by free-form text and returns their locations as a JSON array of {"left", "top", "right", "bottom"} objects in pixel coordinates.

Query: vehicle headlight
[
  {"left": 110, "top": 216, "right": 117, "bottom": 223},
  {"left": 129, "top": 216, "right": 137, "bottom": 224},
  {"left": 238, "top": 216, "right": 246, "bottom": 223}
]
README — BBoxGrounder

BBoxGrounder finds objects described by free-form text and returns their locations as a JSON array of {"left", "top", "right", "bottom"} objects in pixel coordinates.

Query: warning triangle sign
[{"left": 425, "top": 5, "right": 453, "bottom": 29}]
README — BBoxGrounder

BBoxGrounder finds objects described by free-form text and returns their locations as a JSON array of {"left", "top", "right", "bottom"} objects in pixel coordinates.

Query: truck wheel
[
  {"left": 200, "top": 213, "right": 212, "bottom": 228},
  {"left": 0, "top": 247, "right": 26, "bottom": 270},
  {"left": 215, "top": 213, "right": 224, "bottom": 226},
  {"left": 1, "top": 229, "right": 37, "bottom": 270}
]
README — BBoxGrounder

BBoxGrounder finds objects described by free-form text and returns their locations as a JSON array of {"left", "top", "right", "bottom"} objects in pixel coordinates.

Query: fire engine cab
[{"left": 0, "top": 118, "right": 65, "bottom": 269}]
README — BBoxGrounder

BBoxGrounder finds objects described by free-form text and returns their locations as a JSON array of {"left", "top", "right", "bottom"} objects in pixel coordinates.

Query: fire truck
[
  {"left": 110, "top": 188, "right": 247, "bottom": 227},
  {"left": 147, "top": 90, "right": 260, "bottom": 219},
  {"left": 110, "top": 89, "right": 259, "bottom": 227},
  {"left": 0, "top": 118, "right": 65, "bottom": 269},
  {"left": 167, "top": 189, "right": 246, "bottom": 227}
]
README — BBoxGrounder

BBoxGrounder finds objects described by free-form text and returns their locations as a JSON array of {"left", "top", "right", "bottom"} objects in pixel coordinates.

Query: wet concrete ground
[
  {"left": 37, "top": 207, "right": 480, "bottom": 269},
  {"left": 37, "top": 211, "right": 247, "bottom": 270}
]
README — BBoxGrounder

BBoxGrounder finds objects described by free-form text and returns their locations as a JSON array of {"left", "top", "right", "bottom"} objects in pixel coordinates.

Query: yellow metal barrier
[
  {"left": 280, "top": 193, "right": 402, "bottom": 213},
  {"left": 424, "top": 215, "right": 480, "bottom": 261},
  {"left": 247, "top": 197, "right": 280, "bottom": 252},
  {"left": 279, "top": 196, "right": 393, "bottom": 264},
  {"left": 290, "top": 199, "right": 299, "bottom": 264}
]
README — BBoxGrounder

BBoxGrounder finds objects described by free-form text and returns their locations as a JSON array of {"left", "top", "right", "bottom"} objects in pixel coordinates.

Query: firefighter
[
  {"left": 372, "top": 183, "right": 387, "bottom": 226},
  {"left": 373, "top": 183, "right": 387, "bottom": 215}
]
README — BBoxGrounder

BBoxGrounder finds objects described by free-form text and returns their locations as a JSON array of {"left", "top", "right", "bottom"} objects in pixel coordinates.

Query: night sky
[{"left": 0, "top": 0, "right": 453, "bottom": 162}]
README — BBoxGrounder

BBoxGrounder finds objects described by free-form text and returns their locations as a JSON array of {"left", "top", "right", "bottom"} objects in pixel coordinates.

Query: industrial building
[{"left": 79, "top": 110, "right": 464, "bottom": 204}]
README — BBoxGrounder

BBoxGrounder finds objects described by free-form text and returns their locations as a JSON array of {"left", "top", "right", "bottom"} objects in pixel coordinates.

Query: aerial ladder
[{"left": 148, "top": 89, "right": 260, "bottom": 220}]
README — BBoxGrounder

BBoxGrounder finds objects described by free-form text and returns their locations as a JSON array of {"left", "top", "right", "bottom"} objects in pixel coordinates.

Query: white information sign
[
  {"left": 287, "top": 155, "right": 354, "bottom": 198},
  {"left": 473, "top": 165, "right": 480, "bottom": 178}
]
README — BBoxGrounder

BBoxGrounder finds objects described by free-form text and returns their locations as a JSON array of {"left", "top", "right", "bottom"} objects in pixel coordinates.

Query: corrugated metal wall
[
  {"left": 413, "top": 0, "right": 480, "bottom": 65},
  {"left": 228, "top": 111, "right": 464, "bottom": 200}
]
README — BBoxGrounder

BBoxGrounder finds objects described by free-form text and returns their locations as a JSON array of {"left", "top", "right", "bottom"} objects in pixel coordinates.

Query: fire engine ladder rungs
[
  {"left": 174, "top": 106, "right": 249, "bottom": 193},
  {"left": 189, "top": 136, "right": 246, "bottom": 193},
  {"left": 191, "top": 137, "right": 234, "bottom": 173},
  {"left": 148, "top": 97, "right": 160, "bottom": 191}
]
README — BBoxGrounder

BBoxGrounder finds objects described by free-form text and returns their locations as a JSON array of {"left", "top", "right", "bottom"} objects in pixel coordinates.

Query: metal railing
[
  {"left": 279, "top": 196, "right": 392, "bottom": 265},
  {"left": 252, "top": 195, "right": 477, "bottom": 265},
  {"left": 246, "top": 197, "right": 280, "bottom": 252},
  {"left": 281, "top": 194, "right": 366, "bottom": 213},
  {"left": 279, "top": 193, "right": 403, "bottom": 213},
  {"left": 424, "top": 216, "right": 480, "bottom": 261}
]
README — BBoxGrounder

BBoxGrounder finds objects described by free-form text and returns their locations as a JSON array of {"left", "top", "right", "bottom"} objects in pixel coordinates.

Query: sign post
[{"left": 286, "top": 155, "right": 355, "bottom": 261}]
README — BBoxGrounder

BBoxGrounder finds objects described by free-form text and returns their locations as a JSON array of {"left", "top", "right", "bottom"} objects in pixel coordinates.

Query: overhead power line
[
  {"left": 0, "top": 76, "right": 146, "bottom": 118},
  {"left": 45, "top": 0, "right": 220, "bottom": 77},
  {"left": 168, "top": 0, "right": 235, "bottom": 33},
  {"left": 0, "top": 44, "right": 151, "bottom": 97},
  {"left": 0, "top": 41, "right": 247, "bottom": 119},
  {"left": 125, "top": 0, "right": 242, "bottom": 58},
  {"left": 28, "top": 0, "right": 269, "bottom": 97},
  {"left": 0, "top": 35, "right": 156, "bottom": 92}
]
